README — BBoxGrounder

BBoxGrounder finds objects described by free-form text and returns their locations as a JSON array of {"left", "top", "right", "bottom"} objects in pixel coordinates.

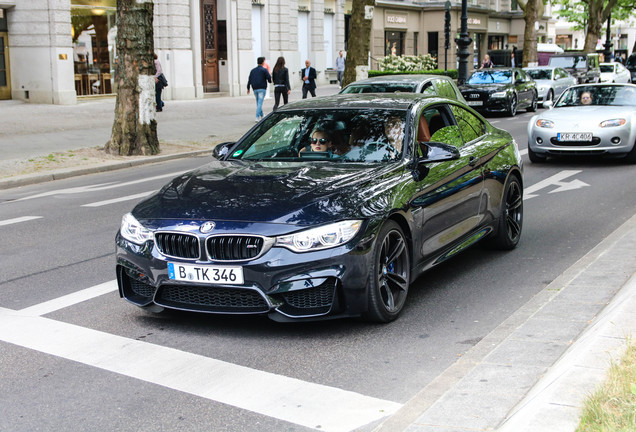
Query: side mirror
[
  {"left": 212, "top": 142, "right": 235, "bottom": 159},
  {"left": 543, "top": 100, "right": 554, "bottom": 109},
  {"left": 418, "top": 141, "right": 460, "bottom": 164}
]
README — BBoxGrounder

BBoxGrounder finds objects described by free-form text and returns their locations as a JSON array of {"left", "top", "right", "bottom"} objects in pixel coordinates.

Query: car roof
[
  {"left": 343, "top": 74, "right": 451, "bottom": 86},
  {"left": 276, "top": 93, "right": 449, "bottom": 112},
  {"left": 523, "top": 66, "right": 557, "bottom": 70}
]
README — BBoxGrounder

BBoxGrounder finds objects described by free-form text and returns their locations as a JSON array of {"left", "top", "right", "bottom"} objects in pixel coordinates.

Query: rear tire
[
  {"left": 526, "top": 92, "right": 538, "bottom": 112},
  {"left": 487, "top": 175, "right": 523, "bottom": 250},
  {"left": 363, "top": 220, "right": 410, "bottom": 323}
]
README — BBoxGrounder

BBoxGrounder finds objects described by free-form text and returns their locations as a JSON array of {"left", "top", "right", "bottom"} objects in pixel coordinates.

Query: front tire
[
  {"left": 528, "top": 145, "right": 547, "bottom": 163},
  {"left": 363, "top": 220, "right": 410, "bottom": 323},
  {"left": 543, "top": 89, "right": 553, "bottom": 107},
  {"left": 507, "top": 94, "right": 517, "bottom": 116},
  {"left": 487, "top": 175, "right": 523, "bottom": 250}
]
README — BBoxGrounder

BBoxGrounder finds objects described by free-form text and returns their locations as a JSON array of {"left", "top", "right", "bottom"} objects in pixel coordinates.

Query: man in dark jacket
[
  {"left": 300, "top": 59, "right": 317, "bottom": 99},
  {"left": 247, "top": 57, "right": 272, "bottom": 122}
]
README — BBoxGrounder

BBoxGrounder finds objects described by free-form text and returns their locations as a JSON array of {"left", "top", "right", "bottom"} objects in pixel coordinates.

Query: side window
[
  {"left": 421, "top": 81, "right": 436, "bottom": 96},
  {"left": 450, "top": 105, "right": 486, "bottom": 144},
  {"left": 433, "top": 79, "right": 457, "bottom": 100},
  {"left": 420, "top": 106, "right": 463, "bottom": 149}
]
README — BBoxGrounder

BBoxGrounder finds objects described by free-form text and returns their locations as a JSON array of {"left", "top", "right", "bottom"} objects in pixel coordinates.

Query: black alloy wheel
[
  {"left": 507, "top": 94, "right": 517, "bottom": 116},
  {"left": 527, "top": 92, "right": 538, "bottom": 112},
  {"left": 364, "top": 220, "right": 410, "bottom": 323},
  {"left": 488, "top": 175, "right": 523, "bottom": 250}
]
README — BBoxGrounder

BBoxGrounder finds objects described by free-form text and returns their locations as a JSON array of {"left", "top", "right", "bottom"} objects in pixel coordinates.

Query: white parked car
[
  {"left": 524, "top": 66, "right": 577, "bottom": 106},
  {"left": 599, "top": 62, "right": 631, "bottom": 83}
]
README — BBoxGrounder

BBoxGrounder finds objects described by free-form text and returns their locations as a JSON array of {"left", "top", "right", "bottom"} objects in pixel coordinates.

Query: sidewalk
[{"left": 1, "top": 86, "right": 635, "bottom": 432}]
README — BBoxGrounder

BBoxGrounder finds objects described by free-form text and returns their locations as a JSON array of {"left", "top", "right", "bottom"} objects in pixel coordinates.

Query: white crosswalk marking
[
  {"left": 0, "top": 284, "right": 402, "bottom": 432},
  {"left": 82, "top": 191, "right": 155, "bottom": 207},
  {"left": 0, "top": 216, "right": 43, "bottom": 226}
]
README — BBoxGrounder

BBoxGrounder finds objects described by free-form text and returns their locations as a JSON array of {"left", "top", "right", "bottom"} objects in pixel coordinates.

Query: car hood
[
  {"left": 460, "top": 83, "right": 511, "bottom": 92},
  {"left": 132, "top": 160, "right": 402, "bottom": 226},
  {"left": 539, "top": 105, "right": 634, "bottom": 125}
]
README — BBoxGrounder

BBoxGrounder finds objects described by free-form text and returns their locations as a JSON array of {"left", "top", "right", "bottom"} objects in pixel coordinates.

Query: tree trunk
[
  {"left": 583, "top": 0, "right": 618, "bottom": 54},
  {"left": 342, "top": 0, "right": 374, "bottom": 88},
  {"left": 105, "top": 0, "right": 159, "bottom": 156},
  {"left": 521, "top": 0, "right": 539, "bottom": 67}
]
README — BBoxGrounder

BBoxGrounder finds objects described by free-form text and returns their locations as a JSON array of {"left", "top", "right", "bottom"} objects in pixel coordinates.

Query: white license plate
[
  {"left": 557, "top": 132, "right": 593, "bottom": 142},
  {"left": 168, "top": 262, "right": 244, "bottom": 285},
  {"left": 467, "top": 101, "right": 483, "bottom": 106}
]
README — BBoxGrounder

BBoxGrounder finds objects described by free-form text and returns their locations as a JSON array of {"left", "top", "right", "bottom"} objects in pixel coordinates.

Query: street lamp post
[
  {"left": 603, "top": 12, "right": 612, "bottom": 61},
  {"left": 456, "top": 0, "right": 472, "bottom": 85}
]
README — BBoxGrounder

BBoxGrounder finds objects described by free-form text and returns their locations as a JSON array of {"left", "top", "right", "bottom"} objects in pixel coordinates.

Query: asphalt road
[{"left": 1, "top": 110, "right": 636, "bottom": 431}]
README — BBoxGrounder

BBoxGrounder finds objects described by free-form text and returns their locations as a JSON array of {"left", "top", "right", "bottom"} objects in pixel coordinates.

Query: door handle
[{"left": 469, "top": 156, "right": 478, "bottom": 166}]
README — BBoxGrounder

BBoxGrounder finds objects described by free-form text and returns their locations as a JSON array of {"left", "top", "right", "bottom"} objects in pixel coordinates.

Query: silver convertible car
[{"left": 527, "top": 83, "right": 636, "bottom": 163}]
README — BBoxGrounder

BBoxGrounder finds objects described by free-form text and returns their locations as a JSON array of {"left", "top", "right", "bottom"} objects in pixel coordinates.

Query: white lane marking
[
  {"left": 82, "top": 191, "right": 155, "bottom": 207},
  {"left": 0, "top": 307, "right": 401, "bottom": 431},
  {"left": 14, "top": 171, "right": 185, "bottom": 202},
  {"left": 0, "top": 216, "right": 43, "bottom": 226},
  {"left": 19, "top": 280, "right": 118, "bottom": 317},
  {"left": 519, "top": 149, "right": 528, "bottom": 156},
  {"left": 524, "top": 170, "right": 589, "bottom": 200}
]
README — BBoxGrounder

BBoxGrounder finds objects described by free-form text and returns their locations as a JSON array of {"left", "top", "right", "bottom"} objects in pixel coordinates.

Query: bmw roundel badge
[{"left": 200, "top": 221, "right": 215, "bottom": 233}]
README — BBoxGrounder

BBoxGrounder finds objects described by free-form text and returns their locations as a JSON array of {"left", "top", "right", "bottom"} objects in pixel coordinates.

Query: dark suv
[
  {"left": 548, "top": 52, "right": 600, "bottom": 84},
  {"left": 626, "top": 53, "right": 636, "bottom": 83}
]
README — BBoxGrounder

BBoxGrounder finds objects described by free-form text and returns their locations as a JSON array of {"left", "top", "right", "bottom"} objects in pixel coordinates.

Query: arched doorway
[{"left": 201, "top": 0, "right": 219, "bottom": 92}]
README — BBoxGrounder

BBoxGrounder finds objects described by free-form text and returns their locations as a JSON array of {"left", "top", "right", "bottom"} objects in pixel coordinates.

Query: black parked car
[
  {"left": 116, "top": 94, "right": 523, "bottom": 323},
  {"left": 626, "top": 53, "right": 636, "bottom": 83},
  {"left": 459, "top": 68, "right": 538, "bottom": 116},
  {"left": 547, "top": 52, "right": 600, "bottom": 84}
]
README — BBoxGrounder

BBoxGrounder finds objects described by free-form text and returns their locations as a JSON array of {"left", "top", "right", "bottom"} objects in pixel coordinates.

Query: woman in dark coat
[{"left": 272, "top": 56, "right": 291, "bottom": 111}]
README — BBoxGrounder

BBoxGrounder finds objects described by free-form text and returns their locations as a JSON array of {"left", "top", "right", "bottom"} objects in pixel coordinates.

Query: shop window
[
  {"left": 428, "top": 32, "right": 438, "bottom": 59},
  {"left": 488, "top": 35, "right": 503, "bottom": 50},
  {"left": 385, "top": 31, "right": 405, "bottom": 56},
  {"left": 71, "top": 0, "right": 116, "bottom": 96}
]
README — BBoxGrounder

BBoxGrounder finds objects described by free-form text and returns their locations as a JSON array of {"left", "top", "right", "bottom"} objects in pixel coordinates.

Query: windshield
[
  {"left": 466, "top": 70, "right": 512, "bottom": 84},
  {"left": 555, "top": 85, "right": 636, "bottom": 107},
  {"left": 341, "top": 84, "right": 417, "bottom": 94},
  {"left": 229, "top": 109, "right": 409, "bottom": 163},
  {"left": 525, "top": 69, "right": 552, "bottom": 80},
  {"left": 600, "top": 65, "right": 615, "bottom": 73},
  {"left": 549, "top": 55, "right": 586, "bottom": 69}
]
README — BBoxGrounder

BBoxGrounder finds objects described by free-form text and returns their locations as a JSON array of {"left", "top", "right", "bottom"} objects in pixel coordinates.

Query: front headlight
[
  {"left": 120, "top": 213, "right": 153, "bottom": 245},
  {"left": 491, "top": 91, "right": 507, "bottom": 98},
  {"left": 535, "top": 119, "right": 555, "bottom": 128},
  {"left": 599, "top": 118, "right": 626, "bottom": 128},
  {"left": 276, "top": 220, "right": 363, "bottom": 252}
]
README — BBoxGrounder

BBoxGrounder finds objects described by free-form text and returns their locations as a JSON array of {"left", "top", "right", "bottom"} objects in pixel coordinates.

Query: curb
[{"left": 0, "top": 148, "right": 214, "bottom": 190}]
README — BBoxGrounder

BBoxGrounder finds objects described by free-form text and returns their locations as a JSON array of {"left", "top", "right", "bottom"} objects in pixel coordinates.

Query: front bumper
[
  {"left": 116, "top": 229, "right": 375, "bottom": 321},
  {"left": 528, "top": 125, "right": 635, "bottom": 158}
]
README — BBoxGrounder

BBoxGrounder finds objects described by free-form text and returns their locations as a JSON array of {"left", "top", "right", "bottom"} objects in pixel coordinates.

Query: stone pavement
[{"left": 0, "top": 85, "right": 635, "bottom": 432}]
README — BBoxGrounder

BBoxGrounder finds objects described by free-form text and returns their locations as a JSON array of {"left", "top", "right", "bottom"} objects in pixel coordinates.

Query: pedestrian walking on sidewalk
[
  {"left": 335, "top": 51, "right": 346, "bottom": 88},
  {"left": 247, "top": 56, "right": 272, "bottom": 122},
  {"left": 272, "top": 56, "right": 291, "bottom": 111},
  {"left": 300, "top": 59, "right": 317, "bottom": 99},
  {"left": 154, "top": 53, "right": 167, "bottom": 112}
]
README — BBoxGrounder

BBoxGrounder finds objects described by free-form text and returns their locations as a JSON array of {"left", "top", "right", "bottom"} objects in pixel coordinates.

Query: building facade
[{"left": 0, "top": 0, "right": 559, "bottom": 105}]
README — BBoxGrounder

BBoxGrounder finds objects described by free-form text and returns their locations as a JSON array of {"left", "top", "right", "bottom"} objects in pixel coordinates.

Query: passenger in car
[{"left": 384, "top": 116, "right": 404, "bottom": 153}]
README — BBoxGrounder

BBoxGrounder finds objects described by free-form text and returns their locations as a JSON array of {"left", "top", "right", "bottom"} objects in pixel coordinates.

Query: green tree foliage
[{"left": 549, "top": 0, "right": 636, "bottom": 53}]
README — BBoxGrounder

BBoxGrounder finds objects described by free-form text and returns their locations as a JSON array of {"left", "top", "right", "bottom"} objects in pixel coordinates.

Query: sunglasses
[{"left": 311, "top": 138, "right": 329, "bottom": 144}]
